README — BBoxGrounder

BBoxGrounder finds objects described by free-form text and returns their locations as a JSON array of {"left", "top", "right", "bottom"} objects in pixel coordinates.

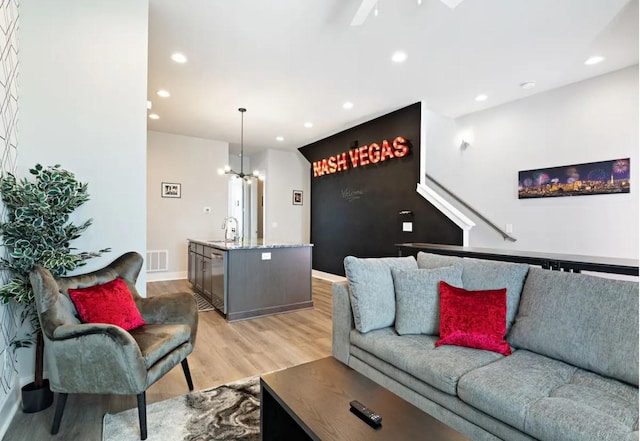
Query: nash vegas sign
[{"left": 312, "top": 136, "right": 411, "bottom": 178}]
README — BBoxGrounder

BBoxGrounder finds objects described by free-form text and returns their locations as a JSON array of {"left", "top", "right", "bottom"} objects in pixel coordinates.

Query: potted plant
[{"left": 0, "top": 164, "right": 109, "bottom": 413}]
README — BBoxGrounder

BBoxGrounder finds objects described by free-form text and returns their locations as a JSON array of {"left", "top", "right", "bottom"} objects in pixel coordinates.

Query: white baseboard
[
  {"left": 146, "top": 271, "right": 187, "bottom": 282},
  {"left": 0, "top": 377, "right": 20, "bottom": 440}
]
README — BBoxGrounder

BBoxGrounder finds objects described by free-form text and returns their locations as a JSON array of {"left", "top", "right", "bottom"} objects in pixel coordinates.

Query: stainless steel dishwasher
[{"left": 210, "top": 248, "right": 227, "bottom": 314}]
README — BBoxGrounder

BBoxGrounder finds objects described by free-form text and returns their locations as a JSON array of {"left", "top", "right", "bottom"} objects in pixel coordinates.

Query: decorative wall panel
[{"left": 0, "top": 0, "right": 19, "bottom": 397}]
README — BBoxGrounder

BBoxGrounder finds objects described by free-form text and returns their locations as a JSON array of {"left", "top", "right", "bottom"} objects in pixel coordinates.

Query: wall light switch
[
  {"left": 505, "top": 223, "right": 513, "bottom": 234},
  {"left": 403, "top": 222, "right": 413, "bottom": 232},
  {"left": 203, "top": 207, "right": 211, "bottom": 213},
  {"left": 261, "top": 252, "right": 271, "bottom": 260}
]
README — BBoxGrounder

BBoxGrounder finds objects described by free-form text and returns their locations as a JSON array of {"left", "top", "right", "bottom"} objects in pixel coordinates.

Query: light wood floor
[{"left": 3, "top": 278, "right": 334, "bottom": 441}]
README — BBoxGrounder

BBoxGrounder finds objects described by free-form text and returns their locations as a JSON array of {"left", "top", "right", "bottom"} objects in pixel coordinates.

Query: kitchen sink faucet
[{"left": 222, "top": 216, "right": 239, "bottom": 242}]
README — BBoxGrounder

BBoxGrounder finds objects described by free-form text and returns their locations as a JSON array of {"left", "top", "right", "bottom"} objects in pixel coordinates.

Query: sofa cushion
[
  {"left": 458, "top": 350, "right": 579, "bottom": 431},
  {"left": 129, "top": 323, "right": 191, "bottom": 369},
  {"left": 507, "top": 268, "right": 639, "bottom": 386},
  {"left": 458, "top": 350, "right": 639, "bottom": 441},
  {"left": 391, "top": 266, "right": 463, "bottom": 335},
  {"left": 436, "top": 282, "right": 511, "bottom": 356},
  {"left": 416, "top": 253, "right": 528, "bottom": 332},
  {"left": 459, "top": 258, "right": 529, "bottom": 332},
  {"left": 348, "top": 348, "right": 539, "bottom": 441},
  {"left": 350, "top": 327, "right": 503, "bottom": 395},
  {"left": 416, "top": 251, "right": 462, "bottom": 269},
  {"left": 525, "top": 370, "right": 639, "bottom": 441},
  {"left": 344, "top": 256, "right": 417, "bottom": 333}
]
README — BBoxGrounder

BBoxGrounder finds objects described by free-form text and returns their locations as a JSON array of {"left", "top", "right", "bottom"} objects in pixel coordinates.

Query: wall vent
[{"left": 146, "top": 250, "right": 168, "bottom": 272}]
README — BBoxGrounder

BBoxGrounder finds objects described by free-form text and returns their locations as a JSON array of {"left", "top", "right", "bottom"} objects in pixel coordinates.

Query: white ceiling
[{"left": 147, "top": 0, "right": 638, "bottom": 156}]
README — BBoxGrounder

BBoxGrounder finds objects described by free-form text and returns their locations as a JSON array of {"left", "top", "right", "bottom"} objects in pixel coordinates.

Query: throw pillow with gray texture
[
  {"left": 417, "top": 251, "right": 461, "bottom": 269},
  {"left": 508, "top": 268, "right": 639, "bottom": 386},
  {"left": 460, "top": 258, "right": 529, "bottom": 332},
  {"left": 392, "top": 266, "right": 463, "bottom": 335},
  {"left": 344, "top": 255, "right": 418, "bottom": 333}
]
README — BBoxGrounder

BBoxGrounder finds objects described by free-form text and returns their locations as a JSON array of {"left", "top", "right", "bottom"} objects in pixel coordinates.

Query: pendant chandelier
[{"left": 218, "top": 107, "right": 260, "bottom": 181}]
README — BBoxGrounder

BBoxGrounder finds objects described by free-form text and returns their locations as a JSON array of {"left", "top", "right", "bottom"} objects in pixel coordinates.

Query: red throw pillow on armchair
[
  {"left": 435, "top": 281, "right": 511, "bottom": 356},
  {"left": 68, "top": 278, "right": 146, "bottom": 331}
]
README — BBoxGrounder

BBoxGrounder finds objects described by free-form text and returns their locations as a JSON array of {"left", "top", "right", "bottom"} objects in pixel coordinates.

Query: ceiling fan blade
[
  {"left": 350, "top": 0, "right": 377, "bottom": 26},
  {"left": 440, "top": 0, "right": 464, "bottom": 8}
]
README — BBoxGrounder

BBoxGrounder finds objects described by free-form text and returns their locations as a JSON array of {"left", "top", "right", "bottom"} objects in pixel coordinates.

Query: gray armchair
[{"left": 29, "top": 251, "right": 198, "bottom": 440}]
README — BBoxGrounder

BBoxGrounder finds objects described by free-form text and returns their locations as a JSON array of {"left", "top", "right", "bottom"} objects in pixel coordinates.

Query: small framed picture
[
  {"left": 161, "top": 182, "right": 181, "bottom": 198},
  {"left": 292, "top": 190, "right": 303, "bottom": 205}
]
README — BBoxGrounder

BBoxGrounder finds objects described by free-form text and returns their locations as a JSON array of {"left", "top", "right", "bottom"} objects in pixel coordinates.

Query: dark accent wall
[{"left": 299, "top": 102, "right": 462, "bottom": 276}]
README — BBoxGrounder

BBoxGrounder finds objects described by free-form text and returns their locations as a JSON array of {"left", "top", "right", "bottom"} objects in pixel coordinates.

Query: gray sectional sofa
[{"left": 332, "top": 252, "right": 639, "bottom": 441}]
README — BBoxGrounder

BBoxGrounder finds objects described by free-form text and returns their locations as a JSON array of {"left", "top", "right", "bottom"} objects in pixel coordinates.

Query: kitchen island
[{"left": 187, "top": 239, "right": 313, "bottom": 321}]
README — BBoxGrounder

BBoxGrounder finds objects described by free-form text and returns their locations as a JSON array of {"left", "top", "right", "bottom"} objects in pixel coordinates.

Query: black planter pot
[{"left": 22, "top": 379, "right": 54, "bottom": 413}]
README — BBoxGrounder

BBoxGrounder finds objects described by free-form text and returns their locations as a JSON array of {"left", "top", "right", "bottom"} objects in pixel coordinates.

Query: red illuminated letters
[{"left": 312, "top": 135, "right": 411, "bottom": 177}]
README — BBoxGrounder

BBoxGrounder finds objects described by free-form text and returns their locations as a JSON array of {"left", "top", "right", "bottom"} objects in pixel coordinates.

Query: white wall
[
  {"left": 147, "top": 131, "right": 229, "bottom": 279},
  {"left": 253, "top": 149, "right": 310, "bottom": 244},
  {"left": 423, "top": 66, "right": 638, "bottom": 258},
  {"left": 18, "top": 0, "right": 149, "bottom": 274},
  {"left": 16, "top": 0, "right": 149, "bottom": 393}
]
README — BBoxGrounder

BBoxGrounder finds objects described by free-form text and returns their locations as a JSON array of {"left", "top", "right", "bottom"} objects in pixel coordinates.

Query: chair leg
[
  {"left": 51, "top": 393, "right": 68, "bottom": 435},
  {"left": 181, "top": 358, "right": 194, "bottom": 391},
  {"left": 137, "top": 392, "right": 147, "bottom": 440}
]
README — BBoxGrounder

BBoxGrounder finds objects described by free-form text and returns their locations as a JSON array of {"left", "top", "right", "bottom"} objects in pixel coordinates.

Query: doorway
[{"left": 257, "top": 179, "right": 264, "bottom": 239}]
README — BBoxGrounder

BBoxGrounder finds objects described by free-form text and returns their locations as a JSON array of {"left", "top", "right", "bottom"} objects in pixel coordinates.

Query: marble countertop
[{"left": 188, "top": 238, "right": 313, "bottom": 251}]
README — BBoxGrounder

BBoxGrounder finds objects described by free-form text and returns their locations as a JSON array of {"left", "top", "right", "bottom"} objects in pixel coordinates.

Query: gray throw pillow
[
  {"left": 392, "top": 266, "right": 463, "bottom": 335},
  {"left": 460, "top": 258, "right": 529, "bottom": 332},
  {"left": 508, "top": 268, "right": 639, "bottom": 386},
  {"left": 416, "top": 251, "right": 461, "bottom": 269},
  {"left": 344, "top": 255, "right": 418, "bottom": 333}
]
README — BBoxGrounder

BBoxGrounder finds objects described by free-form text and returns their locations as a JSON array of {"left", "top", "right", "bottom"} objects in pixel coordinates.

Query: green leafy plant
[{"left": 0, "top": 164, "right": 109, "bottom": 388}]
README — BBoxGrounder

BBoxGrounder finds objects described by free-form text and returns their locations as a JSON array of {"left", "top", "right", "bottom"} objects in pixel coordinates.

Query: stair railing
[{"left": 424, "top": 173, "right": 517, "bottom": 242}]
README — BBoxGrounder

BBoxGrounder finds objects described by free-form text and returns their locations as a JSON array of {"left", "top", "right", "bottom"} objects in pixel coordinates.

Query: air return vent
[{"left": 146, "top": 250, "right": 168, "bottom": 272}]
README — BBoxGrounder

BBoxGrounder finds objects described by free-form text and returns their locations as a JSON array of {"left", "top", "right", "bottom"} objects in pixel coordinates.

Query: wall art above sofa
[{"left": 518, "top": 158, "right": 630, "bottom": 199}]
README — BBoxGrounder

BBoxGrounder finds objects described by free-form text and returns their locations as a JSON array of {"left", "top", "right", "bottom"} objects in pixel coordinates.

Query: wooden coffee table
[{"left": 260, "top": 356, "right": 469, "bottom": 440}]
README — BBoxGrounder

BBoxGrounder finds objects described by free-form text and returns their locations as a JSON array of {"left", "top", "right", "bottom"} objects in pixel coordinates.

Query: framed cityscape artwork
[{"left": 518, "top": 158, "right": 630, "bottom": 199}]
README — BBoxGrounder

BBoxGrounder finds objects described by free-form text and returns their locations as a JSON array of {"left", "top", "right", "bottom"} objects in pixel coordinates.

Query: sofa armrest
[
  {"left": 136, "top": 292, "right": 198, "bottom": 346},
  {"left": 332, "top": 280, "right": 354, "bottom": 364},
  {"left": 48, "top": 323, "right": 148, "bottom": 394},
  {"left": 53, "top": 323, "right": 138, "bottom": 344}
]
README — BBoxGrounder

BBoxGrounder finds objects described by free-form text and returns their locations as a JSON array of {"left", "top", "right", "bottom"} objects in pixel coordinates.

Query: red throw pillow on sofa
[
  {"left": 435, "top": 281, "right": 511, "bottom": 356},
  {"left": 68, "top": 278, "right": 146, "bottom": 331}
]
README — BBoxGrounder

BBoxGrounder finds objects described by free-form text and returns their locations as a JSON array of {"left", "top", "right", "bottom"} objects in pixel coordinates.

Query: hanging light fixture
[{"left": 218, "top": 108, "right": 260, "bottom": 181}]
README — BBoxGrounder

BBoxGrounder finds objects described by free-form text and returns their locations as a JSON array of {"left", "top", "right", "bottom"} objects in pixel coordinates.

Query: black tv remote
[{"left": 349, "top": 400, "right": 382, "bottom": 428}]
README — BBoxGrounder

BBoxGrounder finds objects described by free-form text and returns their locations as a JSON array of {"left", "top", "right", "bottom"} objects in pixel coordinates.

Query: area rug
[{"left": 103, "top": 377, "right": 260, "bottom": 441}]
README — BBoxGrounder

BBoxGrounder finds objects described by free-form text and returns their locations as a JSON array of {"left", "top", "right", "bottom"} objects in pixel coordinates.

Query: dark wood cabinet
[
  {"left": 188, "top": 246, "right": 197, "bottom": 287},
  {"left": 202, "top": 255, "right": 212, "bottom": 300},
  {"left": 188, "top": 239, "right": 314, "bottom": 321},
  {"left": 187, "top": 242, "right": 215, "bottom": 303}
]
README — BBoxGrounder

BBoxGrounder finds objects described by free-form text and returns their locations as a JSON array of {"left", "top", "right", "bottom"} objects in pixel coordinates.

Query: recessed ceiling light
[
  {"left": 520, "top": 81, "right": 536, "bottom": 90},
  {"left": 157, "top": 89, "right": 170, "bottom": 98},
  {"left": 475, "top": 94, "right": 488, "bottom": 102},
  {"left": 148, "top": 113, "right": 159, "bottom": 120},
  {"left": 304, "top": 122, "right": 313, "bottom": 128},
  {"left": 342, "top": 101, "right": 354, "bottom": 110},
  {"left": 147, "top": 100, "right": 152, "bottom": 110},
  {"left": 392, "top": 51, "right": 408, "bottom": 63},
  {"left": 584, "top": 56, "right": 604, "bottom": 65},
  {"left": 276, "top": 136, "right": 284, "bottom": 142},
  {"left": 171, "top": 52, "right": 187, "bottom": 63}
]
